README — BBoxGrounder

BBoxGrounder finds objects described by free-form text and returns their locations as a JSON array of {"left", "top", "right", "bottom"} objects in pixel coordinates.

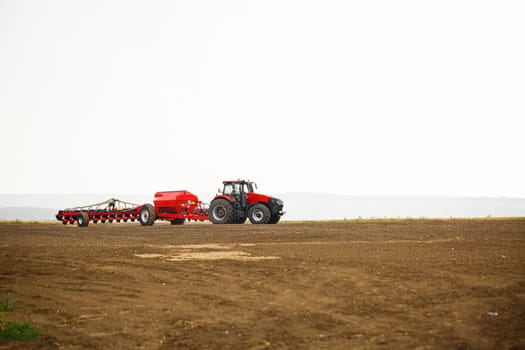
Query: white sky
[{"left": 1, "top": 0, "right": 524, "bottom": 197}]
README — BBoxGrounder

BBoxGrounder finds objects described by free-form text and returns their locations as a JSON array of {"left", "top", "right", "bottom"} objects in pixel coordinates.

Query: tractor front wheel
[
  {"left": 139, "top": 204, "right": 156, "bottom": 226},
  {"left": 209, "top": 199, "right": 234, "bottom": 224},
  {"left": 248, "top": 204, "right": 271, "bottom": 224}
]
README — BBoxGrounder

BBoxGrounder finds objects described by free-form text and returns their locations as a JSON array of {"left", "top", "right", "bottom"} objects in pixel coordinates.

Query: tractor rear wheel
[
  {"left": 139, "top": 204, "right": 156, "bottom": 226},
  {"left": 248, "top": 204, "right": 271, "bottom": 224},
  {"left": 77, "top": 212, "right": 89, "bottom": 227},
  {"left": 209, "top": 199, "right": 234, "bottom": 224}
]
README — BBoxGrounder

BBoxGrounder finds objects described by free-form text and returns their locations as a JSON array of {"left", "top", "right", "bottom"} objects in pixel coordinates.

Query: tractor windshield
[{"left": 223, "top": 182, "right": 255, "bottom": 195}]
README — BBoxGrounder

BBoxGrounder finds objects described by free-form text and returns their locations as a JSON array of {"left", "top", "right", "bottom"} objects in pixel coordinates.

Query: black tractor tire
[
  {"left": 269, "top": 214, "right": 281, "bottom": 224},
  {"left": 248, "top": 204, "right": 271, "bottom": 224},
  {"left": 170, "top": 219, "right": 185, "bottom": 225},
  {"left": 139, "top": 204, "right": 156, "bottom": 226},
  {"left": 77, "top": 212, "right": 89, "bottom": 227},
  {"left": 209, "top": 199, "right": 234, "bottom": 224}
]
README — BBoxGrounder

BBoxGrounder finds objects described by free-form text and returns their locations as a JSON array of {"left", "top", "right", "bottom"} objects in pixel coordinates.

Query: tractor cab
[
  {"left": 221, "top": 180, "right": 255, "bottom": 201},
  {"left": 219, "top": 180, "right": 255, "bottom": 212}
]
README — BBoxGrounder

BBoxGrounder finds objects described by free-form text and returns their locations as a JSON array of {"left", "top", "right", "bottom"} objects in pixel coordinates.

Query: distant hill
[
  {"left": 280, "top": 194, "right": 525, "bottom": 220},
  {"left": 1, "top": 193, "right": 524, "bottom": 221}
]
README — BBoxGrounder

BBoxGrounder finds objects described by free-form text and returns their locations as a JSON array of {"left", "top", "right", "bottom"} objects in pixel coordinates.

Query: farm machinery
[{"left": 55, "top": 180, "right": 285, "bottom": 227}]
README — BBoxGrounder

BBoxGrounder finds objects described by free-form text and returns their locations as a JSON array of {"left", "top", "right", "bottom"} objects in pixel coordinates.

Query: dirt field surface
[{"left": 1, "top": 219, "right": 524, "bottom": 349}]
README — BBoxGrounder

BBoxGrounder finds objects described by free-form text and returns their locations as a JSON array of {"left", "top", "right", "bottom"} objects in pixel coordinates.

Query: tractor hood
[
  {"left": 247, "top": 193, "right": 284, "bottom": 216},
  {"left": 247, "top": 192, "right": 272, "bottom": 203}
]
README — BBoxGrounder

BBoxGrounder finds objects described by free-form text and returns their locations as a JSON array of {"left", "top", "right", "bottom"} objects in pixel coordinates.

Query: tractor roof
[{"left": 223, "top": 180, "right": 252, "bottom": 184}]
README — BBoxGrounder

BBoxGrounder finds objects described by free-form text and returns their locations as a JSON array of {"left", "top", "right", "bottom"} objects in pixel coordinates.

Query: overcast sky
[{"left": 1, "top": 0, "right": 524, "bottom": 197}]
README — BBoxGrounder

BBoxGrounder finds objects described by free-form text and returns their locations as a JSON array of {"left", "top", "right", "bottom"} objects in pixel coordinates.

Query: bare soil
[{"left": 0, "top": 219, "right": 524, "bottom": 349}]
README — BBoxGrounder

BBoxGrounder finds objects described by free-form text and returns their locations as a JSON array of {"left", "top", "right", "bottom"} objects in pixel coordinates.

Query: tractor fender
[
  {"left": 248, "top": 201, "right": 270, "bottom": 210},
  {"left": 211, "top": 194, "right": 235, "bottom": 203}
]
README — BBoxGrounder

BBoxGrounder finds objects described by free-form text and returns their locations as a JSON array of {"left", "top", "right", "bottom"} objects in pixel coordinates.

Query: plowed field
[{"left": 1, "top": 219, "right": 524, "bottom": 349}]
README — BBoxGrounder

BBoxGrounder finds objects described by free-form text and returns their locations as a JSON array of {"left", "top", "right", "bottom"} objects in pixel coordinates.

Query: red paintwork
[
  {"left": 212, "top": 192, "right": 272, "bottom": 206},
  {"left": 153, "top": 191, "right": 208, "bottom": 221},
  {"left": 214, "top": 194, "right": 235, "bottom": 202},
  {"left": 247, "top": 192, "right": 272, "bottom": 205},
  {"left": 56, "top": 207, "right": 141, "bottom": 224}
]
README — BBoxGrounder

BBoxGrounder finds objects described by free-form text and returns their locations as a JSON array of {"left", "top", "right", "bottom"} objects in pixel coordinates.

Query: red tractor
[
  {"left": 208, "top": 180, "right": 284, "bottom": 224},
  {"left": 56, "top": 180, "right": 284, "bottom": 226}
]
